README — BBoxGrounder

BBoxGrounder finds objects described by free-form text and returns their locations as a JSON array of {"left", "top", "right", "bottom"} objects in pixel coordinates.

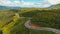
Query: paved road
[{"left": 24, "top": 19, "right": 60, "bottom": 34}]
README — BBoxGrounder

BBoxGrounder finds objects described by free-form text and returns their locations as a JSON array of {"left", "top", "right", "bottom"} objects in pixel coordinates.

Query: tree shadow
[{"left": 0, "top": 31, "right": 2, "bottom": 34}]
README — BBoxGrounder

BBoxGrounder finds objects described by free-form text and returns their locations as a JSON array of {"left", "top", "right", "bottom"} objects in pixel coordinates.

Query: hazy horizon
[{"left": 0, "top": 0, "right": 60, "bottom": 8}]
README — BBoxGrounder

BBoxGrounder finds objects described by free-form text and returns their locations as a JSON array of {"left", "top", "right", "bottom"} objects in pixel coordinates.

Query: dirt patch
[{"left": 29, "top": 21, "right": 40, "bottom": 27}]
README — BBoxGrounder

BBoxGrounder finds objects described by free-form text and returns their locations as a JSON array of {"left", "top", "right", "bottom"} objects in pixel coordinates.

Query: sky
[{"left": 0, "top": 0, "right": 60, "bottom": 8}]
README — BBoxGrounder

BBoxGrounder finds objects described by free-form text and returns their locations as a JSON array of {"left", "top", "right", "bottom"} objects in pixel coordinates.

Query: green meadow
[{"left": 0, "top": 8, "right": 59, "bottom": 34}]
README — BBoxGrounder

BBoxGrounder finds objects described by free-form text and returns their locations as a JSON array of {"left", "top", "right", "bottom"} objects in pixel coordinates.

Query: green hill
[
  {"left": 0, "top": 8, "right": 58, "bottom": 34},
  {"left": 50, "top": 4, "right": 60, "bottom": 8}
]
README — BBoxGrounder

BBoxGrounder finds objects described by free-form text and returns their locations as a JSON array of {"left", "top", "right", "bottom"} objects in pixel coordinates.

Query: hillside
[
  {"left": 50, "top": 4, "right": 60, "bottom": 8},
  {"left": 21, "top": 8, "right": 60, "bottom": 29},
  {"left": 0, "top": 8, "right": 59, "bottom": 34}
]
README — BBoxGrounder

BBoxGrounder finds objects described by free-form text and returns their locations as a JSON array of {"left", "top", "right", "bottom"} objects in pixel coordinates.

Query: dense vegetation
[
  {"left": 21, "top": 8, "right": 60, "bottom": 29},
  {"left": 0, "top": 8, "right": 59, "bottom": 34}
]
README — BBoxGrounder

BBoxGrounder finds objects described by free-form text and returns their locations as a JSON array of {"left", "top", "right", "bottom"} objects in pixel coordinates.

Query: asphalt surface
[{"left": 24, "top": 20, "right": 60, "bottom": 34}]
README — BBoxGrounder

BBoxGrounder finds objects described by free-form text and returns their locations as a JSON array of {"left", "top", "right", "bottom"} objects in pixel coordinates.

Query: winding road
[{"left": 24, "top": 19, "right": 60, "bottom": 34}]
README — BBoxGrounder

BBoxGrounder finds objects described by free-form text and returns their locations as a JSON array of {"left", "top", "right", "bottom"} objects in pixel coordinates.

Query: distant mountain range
[
  {"left": 0, "top": 4, "right": 60, "bottom": 9},
  {"left": 0, "top": 6, "right": 21, "bottom": 9},
  {"left": 0, "top": 6, "right": 8, "bottom": 8}
]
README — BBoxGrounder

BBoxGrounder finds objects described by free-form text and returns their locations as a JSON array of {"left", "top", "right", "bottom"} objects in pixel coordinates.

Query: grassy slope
[
  {"left": 21, "top": 8, "right": 60, "bottom": 29},
  {"left": 8, "top": 18, "right": 57, "bottom": 34},
  {"left": 30, "top": 30, "right": 57, "bottom": 34},
  {"left": 50, "top": 4, "right": 60, "bottom": 8},
  {"left": 0, "top": 11, "right": 15, "bottom": 29},
  {"left": 0, "top": 8, "right": 58, "bottom": 34}
]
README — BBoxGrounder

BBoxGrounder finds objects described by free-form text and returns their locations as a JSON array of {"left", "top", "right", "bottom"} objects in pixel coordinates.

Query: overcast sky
[{"left": 0, "top": 0, "right": 60, "bottom": 7}]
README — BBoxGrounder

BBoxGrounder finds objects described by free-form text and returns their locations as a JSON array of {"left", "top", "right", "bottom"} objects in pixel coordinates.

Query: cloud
[
  {"left": 0, "top": 0, "right": 60, "bottom": 7},
  {"left": 20, "top": 1, "right": 52, "bottom": 7},
  {"left": 20, "top": 2, "right": 35, "bottom": 7},
  {"left": 20, "top": 0, "right": 60, "bottom": 7},
  {"left": 0, "top": 0, "right": 20, "bottom": 6},
  {"left": 48, "top": 0, "right": 60, "bottom": 4},
  {"left": 0, "top": 0, "right": 11, "bottom": 6}
]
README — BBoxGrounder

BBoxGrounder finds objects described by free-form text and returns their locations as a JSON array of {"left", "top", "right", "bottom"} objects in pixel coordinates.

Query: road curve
[{"left": 24, "top": 19, "right": 60, "bottom": 34}]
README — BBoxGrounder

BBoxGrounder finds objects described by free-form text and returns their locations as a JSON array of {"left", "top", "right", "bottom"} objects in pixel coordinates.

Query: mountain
[
  {"left": 0, "top": 6, "right": 21, "bottom": 9},
  {"left": 49, "top": 4, "right": 60, "bottom": 8},
  {"left": 0, "top": 4, "right": 60, "bottom": 9},
  {"left": 0, "top": 6, "right": 8, "bottom": 8}
]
